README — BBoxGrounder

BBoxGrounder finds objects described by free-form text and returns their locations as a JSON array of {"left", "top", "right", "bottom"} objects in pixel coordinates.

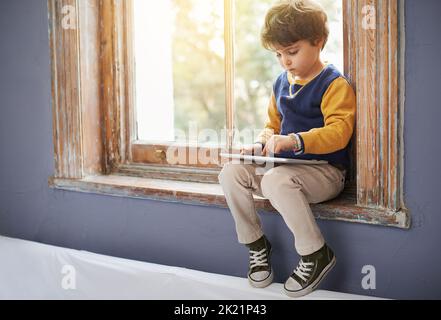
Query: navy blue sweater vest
[{"left": 273, "top": 64, "right": 351, "bottom": 169}]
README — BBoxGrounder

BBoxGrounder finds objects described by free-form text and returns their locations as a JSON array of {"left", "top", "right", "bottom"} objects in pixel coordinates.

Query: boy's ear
[{"left": 314, "top": 38, "right": 325, "bottom": 49}]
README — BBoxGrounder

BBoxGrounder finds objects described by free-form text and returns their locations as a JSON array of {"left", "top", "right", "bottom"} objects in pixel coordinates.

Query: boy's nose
[{"left": 283, "top": 57, "right": 292, "bottom": 67}]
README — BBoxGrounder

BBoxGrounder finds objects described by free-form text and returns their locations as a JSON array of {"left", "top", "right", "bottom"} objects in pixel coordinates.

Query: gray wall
[{"left": 1, "top": 0, "right": 440, "bottom": 299}]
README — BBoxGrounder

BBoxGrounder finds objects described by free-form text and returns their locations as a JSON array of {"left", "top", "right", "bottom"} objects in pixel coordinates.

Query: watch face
[{"left": 288, "top": 134, "right": 300, "bottom": 151}]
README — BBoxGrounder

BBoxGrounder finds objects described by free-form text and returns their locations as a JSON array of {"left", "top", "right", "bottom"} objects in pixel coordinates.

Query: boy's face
[{"left": 272, "top": 39, "right": 324, "bottom": 80}]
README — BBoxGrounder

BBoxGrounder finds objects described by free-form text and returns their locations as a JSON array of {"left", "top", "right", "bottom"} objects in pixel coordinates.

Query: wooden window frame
[{"left": 48, "top": 0, "right": 409, "bottom": 228}]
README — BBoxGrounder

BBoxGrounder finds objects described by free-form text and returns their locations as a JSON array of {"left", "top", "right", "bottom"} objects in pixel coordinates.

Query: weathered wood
[
  {"left": 100, "top": 0, "right": 118, "bottom": 173},
  {"left": 387, "top": 0, "right": 400, "bottom": 211},
  {"left": 114, "top": 163, "right": 222, "bottom": 184},
  {"left": 49, "top": 175, "right": 410, "bottom": 229},
  {"left": 99, "top": 0, "right": 134, "bottom": 173},
  {"left": 48, "top": 0, "right": 83, "bottom": 178},
  {"left": 343, "top": 0, "right": 358, "bottom": 185},
  {"left": 345, "top": 0, "right": 402, "bottom": 212},
  {"left": 79, "top": 0, "right": 104, "bottom": 175},
  {"left": 49, "top": 0, "right": 105, "bottom": 177},
  {"left": 123, "top": 0, "right": 137, "bottom": 165}
]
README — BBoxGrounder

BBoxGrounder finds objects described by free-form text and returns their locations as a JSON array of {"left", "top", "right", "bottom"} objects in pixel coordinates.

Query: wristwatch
[{"left": 288, "top": 133, "right": 303, "bottom": 154}]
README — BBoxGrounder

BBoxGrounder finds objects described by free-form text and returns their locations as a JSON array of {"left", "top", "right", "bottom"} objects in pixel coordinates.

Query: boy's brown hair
[{"left": 261, "top": 0, "right": 329, "bottom": 50}]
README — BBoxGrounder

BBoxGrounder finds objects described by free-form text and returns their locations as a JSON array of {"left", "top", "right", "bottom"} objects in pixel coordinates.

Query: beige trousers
[{"left": 218, "top": 162, "right": 346, "bottom": 256}]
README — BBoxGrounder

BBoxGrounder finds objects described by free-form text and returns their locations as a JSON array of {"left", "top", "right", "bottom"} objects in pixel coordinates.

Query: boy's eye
[{"left": 275, "top": 50, "right": 298, "bottom": 58}]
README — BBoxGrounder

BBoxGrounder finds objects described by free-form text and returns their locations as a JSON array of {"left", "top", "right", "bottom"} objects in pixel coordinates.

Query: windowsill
[{"left": 48, "top": 175, "right": 410, "bottom": 229}]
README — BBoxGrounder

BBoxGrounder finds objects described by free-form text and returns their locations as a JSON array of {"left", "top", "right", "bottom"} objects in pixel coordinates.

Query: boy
[{"left": 218, "top": 0, "right": 356, "bottom": 297}]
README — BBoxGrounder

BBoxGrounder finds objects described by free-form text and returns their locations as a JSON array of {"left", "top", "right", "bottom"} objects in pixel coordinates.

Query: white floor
[{"left": 0, "top": 236, "right": 382, "bottom": 300}]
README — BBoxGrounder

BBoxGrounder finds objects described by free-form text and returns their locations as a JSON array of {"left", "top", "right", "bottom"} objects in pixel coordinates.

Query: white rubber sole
[
  {"left": 284, "top": 256, "right": 337, "bottom": 298},
  {"left": 248, "top": 269, "right": 274, "bottom": 288}
]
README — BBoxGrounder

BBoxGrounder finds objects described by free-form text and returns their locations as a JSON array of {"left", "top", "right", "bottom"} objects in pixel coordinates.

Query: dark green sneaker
[
  {"left": 284, "top": 244, "right": 336, "bottom": 297},
  {"left": 247, "top": 236, "right": 274, "bottom": 288}
]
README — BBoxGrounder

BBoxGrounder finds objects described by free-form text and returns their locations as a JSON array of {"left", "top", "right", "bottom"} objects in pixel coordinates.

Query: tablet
[{"left": 219, "top": 153, "right": 328, "bottom": 165}]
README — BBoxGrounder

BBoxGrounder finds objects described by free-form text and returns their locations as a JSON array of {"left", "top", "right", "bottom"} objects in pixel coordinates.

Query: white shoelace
[
  {"left": 294, "top": 260, "right": 315, "bottom": 282},
  {"left": 249, "top": 248, "right": 269, "bottom": 269}
]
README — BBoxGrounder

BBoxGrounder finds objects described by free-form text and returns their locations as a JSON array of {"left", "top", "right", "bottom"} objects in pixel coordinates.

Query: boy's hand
[
  {"left": 240, "top": 143, "right": 264, "bottom": 156},
  {"left": 262, "top": 135, "right": 296, "bottom": 156}
]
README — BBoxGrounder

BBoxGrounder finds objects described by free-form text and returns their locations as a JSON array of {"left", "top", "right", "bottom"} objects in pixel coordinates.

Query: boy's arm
[
  {"left": 255, "top": 92, "right": 281, "bottom": 146},
  {"left": 298, "top": 77, "right": 356, "bottom": 154}
]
